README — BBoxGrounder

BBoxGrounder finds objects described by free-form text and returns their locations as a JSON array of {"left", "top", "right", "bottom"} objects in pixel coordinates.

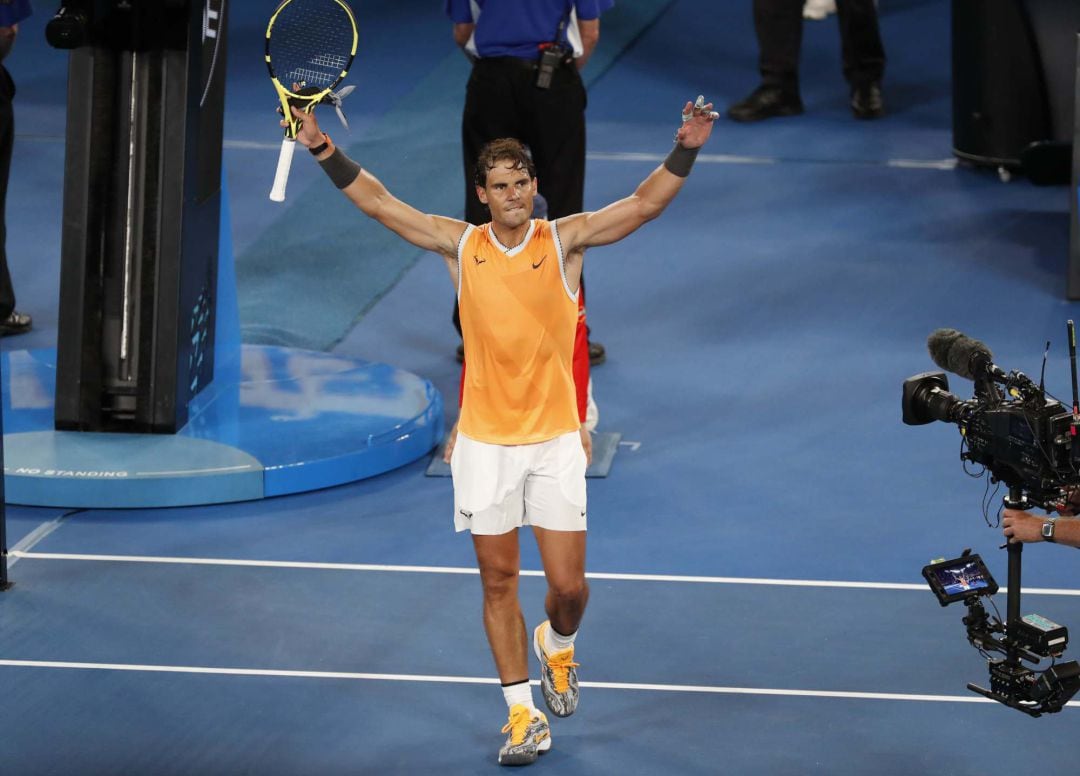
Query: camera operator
[{"left": 1003, "top": 507, "right": 1080, "bottom": 548}]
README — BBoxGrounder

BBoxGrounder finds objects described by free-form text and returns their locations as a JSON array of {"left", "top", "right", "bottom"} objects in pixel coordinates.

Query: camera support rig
[
  {"left": 907, "top": 323, "right": 1080, "bottom": 715},
  {"left": 960, "top": 489, "right": 1080, "bottom": 716}
]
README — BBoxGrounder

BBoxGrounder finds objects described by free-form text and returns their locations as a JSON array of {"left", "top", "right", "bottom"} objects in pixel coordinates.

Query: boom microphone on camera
[
  {"left": 926, "top": 328, "right": 1003, "bottom": 382},
  {"left": 926, "top": 328, "right": 1045, "bottom": 402}
]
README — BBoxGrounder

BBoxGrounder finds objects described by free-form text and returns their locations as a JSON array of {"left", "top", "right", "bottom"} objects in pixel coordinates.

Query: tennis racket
[{"left": 265, "top": 0, "right": 358, "bottom": 202}]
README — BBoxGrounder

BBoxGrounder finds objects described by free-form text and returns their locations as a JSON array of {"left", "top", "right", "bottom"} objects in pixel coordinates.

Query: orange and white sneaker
[
  {"left": 532, "top": 621, "right": 580, "bottom": 717},
  {"left": 498, "top": 704, "right": 551, "bottom": 766}
]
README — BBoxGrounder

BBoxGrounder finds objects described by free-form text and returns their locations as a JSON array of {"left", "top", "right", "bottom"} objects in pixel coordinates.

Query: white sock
[
  {"left": 545, "top": 623, "right": 577, "bottom": 654},
  {"left": 502, "top": 680, "right": 537, "bottom": 712}
]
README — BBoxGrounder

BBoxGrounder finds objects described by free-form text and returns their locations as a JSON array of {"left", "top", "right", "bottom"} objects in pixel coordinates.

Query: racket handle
[{"left": 269, "top": 137, "right": 296, "bottom": 202}]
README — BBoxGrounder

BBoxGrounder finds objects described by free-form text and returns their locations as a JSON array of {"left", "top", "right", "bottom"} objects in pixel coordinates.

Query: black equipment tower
[{"left": 53, "top": 0, "right": 228, "bottom": 433}]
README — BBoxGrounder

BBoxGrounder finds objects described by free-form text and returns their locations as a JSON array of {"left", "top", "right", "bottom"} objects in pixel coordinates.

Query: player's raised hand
[
  {"left": 287, "top": 104, "right": 325, "bottom": 148},
  {"left": 676, "top": 95, "right": 718, "bottom": 149}
]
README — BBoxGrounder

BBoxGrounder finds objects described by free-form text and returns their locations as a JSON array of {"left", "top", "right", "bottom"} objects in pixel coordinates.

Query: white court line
[
  {"left": 587, "top": 150, "right": 958, "bottom": 169},
  {"left": 11, "top": 551, "right": 1080, "bottom": 596},
  {"left": 223, "top": 139, "right": 283, "bottom": 150},
  {"left": 3, "top": 658, "right": 1071, "bottom": 707},
  {"left": 220, "top": 141, "right": 957, "bottom": 171},
  {"left": 887, "top": 158, "right": 958, "bottom": 170},
  {"left": 588, "top": 150, "right": 777, "bottom": 166},
  {"left": 28, "top": 135, "right": 958, "bottom": 171},
  {"left": 7, "top": 517, "right": 72, "bottom": 568},
  {"left": 10, "top": 522, "right": 67, "bottom": 554}
]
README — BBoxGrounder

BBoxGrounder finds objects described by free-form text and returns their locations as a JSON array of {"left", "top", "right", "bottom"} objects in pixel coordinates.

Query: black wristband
[
  {"left": 308, "top": 133, "right": 330, "bottom": 156},
  {"left": 318, "top": 147, "right": 362, "bottom": 189},
  {"left": 663, "top": 143, "right": 700, "bottom": 177}
]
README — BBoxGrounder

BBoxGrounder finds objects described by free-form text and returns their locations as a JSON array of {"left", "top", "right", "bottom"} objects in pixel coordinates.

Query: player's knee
[
  {"left": 480, "top": 563, "right": 520, "bottom": 601},
  {"left": 548, "top": 577, "right": 588, "bottom": 607}
]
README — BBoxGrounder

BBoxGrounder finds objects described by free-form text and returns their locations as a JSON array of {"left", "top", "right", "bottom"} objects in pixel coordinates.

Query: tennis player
[{"left": 287, "top": 96, "right": 716, "bottom": 766}]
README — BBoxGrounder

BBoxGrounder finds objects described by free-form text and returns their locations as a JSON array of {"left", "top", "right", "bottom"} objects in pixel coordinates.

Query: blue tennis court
[{"left": 3, "top": 1, "right": 1080, "bottom": 773}]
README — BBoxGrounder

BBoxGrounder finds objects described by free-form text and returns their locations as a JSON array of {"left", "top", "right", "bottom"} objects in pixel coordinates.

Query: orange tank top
[{"left": 457, "top": 219, "right": 579, "bottom": 445}]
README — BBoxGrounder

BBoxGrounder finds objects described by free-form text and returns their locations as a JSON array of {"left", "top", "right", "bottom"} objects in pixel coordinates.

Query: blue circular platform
[{"left": 1, "top": 346, "right": 444, "bottom": 508}]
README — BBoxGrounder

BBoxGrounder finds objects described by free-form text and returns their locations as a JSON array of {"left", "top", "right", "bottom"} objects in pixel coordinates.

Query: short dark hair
[{"left": 474, "top": 138, "right": 536, "bottom": 188}]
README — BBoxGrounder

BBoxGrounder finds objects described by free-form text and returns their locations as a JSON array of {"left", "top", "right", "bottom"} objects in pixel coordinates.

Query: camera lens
[{"left": 45, "top": 8, "right": 89, "bottom": 50}]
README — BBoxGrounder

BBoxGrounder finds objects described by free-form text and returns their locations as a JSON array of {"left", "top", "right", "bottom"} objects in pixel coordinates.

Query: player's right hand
[{"left": 286, "top": 104, "right": 324, "bottom": 148}]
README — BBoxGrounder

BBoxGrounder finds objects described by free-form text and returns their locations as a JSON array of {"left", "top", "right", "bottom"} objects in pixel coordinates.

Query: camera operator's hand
[
  {"left": 1002, "top": 509, "right": 1046, "bottom": 544},
  {"left": 1003, "top": 508, "right": 1080, "bottom": 547}
]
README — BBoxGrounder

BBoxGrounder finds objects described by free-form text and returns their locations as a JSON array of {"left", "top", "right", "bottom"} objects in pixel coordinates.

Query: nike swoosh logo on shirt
[{"left": 532, "top": 256, "right": 546, "bottom": 269}]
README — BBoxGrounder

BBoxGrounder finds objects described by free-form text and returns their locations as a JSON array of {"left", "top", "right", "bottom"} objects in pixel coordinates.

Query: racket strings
[{"left": 268, "top": 0, "right": 355, "bottom": 90}]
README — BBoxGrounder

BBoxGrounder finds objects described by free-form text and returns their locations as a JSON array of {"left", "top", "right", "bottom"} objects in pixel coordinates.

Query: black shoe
[
  {"left": 727, "top": 85, "right": 803, "bottom": 123},
  {"left": 850, "top": 82, "right": 884, "bottom": 119},
  {"left": 588, "top": 340, "right": 606, "bottom": 366},
  {"left": 455, "top": 343, "right": 465, "bottom": 363},
  {"left": 0, "top": 310, "right": 31, "bottom": 336}
]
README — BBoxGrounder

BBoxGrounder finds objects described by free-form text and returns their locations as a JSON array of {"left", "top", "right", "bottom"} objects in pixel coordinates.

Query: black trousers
[
  {"left": 753, "top": 0, "right": 886, "bottom": 92},
  {"left": 0, "top": 64, "right": 15, "bottom": 319},
  {"left": 453, "top": 56, "right": 588, "bottom": 337}
]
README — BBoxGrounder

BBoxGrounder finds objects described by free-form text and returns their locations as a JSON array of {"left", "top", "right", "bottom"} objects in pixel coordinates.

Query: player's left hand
[
  {"left": 579, "top": 426, "right": 592, "bottom": 467},
  {"left": 676, "top": 95, "right": 718, "bottom": 149}
]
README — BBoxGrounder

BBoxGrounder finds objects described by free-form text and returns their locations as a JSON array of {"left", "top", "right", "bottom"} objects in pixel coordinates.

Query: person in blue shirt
[
  {"left": 0, "top": 0, "right": 33, "bottom": 336},
  {"left": 445, "top": 0, "right": 612, "bottom": 366}
]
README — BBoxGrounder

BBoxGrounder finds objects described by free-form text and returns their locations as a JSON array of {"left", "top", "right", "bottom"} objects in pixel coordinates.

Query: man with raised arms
[{"left": 287, "top": 96, "right": 717, "bottom": 766}]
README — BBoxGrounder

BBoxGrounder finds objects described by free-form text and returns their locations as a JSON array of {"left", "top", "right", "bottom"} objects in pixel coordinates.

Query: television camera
[
  {"left": 45, "top": 0, "right": 189, "bottom": 51},
  {"left": 903, "top": 325, "right": 1080, "bottom": 716}
]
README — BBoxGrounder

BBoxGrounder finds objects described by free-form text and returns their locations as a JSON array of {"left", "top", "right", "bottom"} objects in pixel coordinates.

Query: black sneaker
[
  {"left": 851, "top": 82, "right": 884, "bottom": 119},
  {"left": 588, "top": 340, "right": 605, "bottom": 366},
  {"left": 727, "top": 85, "right": 804, "bottom": 123},
  {"left": 0, "top": 310, "right": 31, "bottom": 336}
]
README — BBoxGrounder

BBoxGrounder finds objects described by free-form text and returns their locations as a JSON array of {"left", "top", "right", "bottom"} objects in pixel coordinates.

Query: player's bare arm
[
  {"left": 289, "top": 106, "right": 467, "bottom": 279},
  {"left": 557, "top": 97, "right": 717, "bottom": 275}
]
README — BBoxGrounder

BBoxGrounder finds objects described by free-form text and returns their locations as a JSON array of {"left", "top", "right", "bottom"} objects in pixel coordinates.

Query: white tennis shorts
[{"left": 451, "top": 430, "right": 587, "bottom": 535}]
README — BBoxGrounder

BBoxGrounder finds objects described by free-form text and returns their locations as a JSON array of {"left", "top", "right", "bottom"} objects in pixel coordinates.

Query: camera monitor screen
[{"left": 922, "top": 554, "right": 999, "bottom": 606}]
